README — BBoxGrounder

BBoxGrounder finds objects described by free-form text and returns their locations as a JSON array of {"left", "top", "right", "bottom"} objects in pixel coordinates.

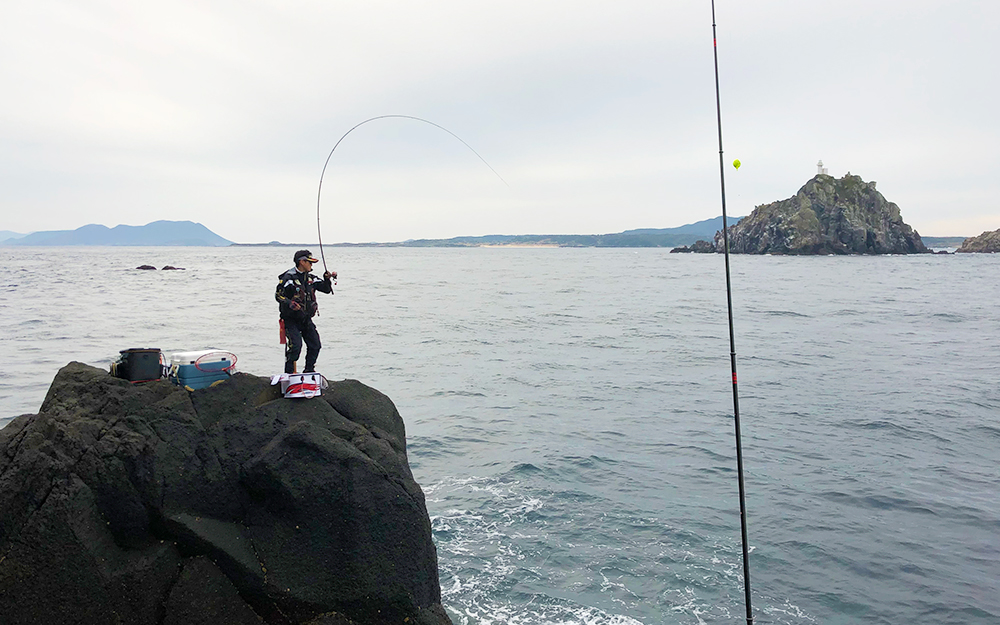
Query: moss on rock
[{"left": 715, "top": 174, "right": 927, "bottom": 255}]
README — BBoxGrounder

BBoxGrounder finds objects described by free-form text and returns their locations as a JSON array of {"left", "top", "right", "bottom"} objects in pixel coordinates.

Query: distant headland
[
  {"left": 4, "top": 205, "right": 990, "bottom": 252},
  {"left": 0, "top": 220, "right": 232, "bottom": 247},
  {"left": 234, "top": 216, "right": 747, "bottom": 249}
]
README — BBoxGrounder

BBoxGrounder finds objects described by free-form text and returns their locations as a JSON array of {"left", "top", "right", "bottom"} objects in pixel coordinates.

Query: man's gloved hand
[
  {"left": 324, "top": 271, "right": 337, "bottom": 280},
  {"left": 289, "top": 301, "right": 302, "bottom": 311}
]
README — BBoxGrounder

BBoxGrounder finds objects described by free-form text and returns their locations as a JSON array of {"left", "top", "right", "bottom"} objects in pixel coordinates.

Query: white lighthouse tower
[{"left": 817, "top": 160, "right": 829, "bottom": 175}]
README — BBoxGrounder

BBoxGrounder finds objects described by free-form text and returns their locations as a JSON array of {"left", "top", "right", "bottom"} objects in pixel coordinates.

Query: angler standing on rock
[{"left": 276, "top": 250, "right": 336, "bottom": 373}]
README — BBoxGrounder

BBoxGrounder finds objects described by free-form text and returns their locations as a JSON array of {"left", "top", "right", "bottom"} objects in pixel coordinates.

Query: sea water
[{"left": 1, "top": 246, "right": 998, "bottom": 624}]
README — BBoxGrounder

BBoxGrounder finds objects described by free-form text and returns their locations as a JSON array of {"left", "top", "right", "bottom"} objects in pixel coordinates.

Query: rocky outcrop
[
  {"left": 669, "top": 240, "right": 716, "bottom": 254},
  {"left": 714, "top": 174, "right": 927, "bottom": 254},
  {"left": 956, "top": 228, "right": 1000, "bottom": 253},
  {"left": 690, "top": 240, "right": 716, "bottom": 253},
  {"left": 0, "top": 363, "right": 450, "bottom": 625}
]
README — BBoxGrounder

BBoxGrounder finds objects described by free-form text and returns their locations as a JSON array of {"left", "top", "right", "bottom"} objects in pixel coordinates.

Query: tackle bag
[
  {"left": 111, "top": 348, "right": 164, "bottom": 382},
  {"left": 270, "top": 372, "right": 328, "bottom": 399}
]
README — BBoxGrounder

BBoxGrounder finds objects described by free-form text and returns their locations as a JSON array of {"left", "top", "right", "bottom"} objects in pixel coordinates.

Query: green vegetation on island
[{"left": 713, "top": 174, "right": 927, "bottom": 254}]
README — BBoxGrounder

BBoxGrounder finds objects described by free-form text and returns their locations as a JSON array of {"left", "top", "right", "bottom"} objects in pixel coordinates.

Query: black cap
[{"left": 294, "top": 250, "right": 319, "bottom": 264}]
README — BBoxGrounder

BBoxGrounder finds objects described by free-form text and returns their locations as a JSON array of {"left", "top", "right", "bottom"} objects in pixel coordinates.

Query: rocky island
[
  {"left": 956, "top": 228, "right": 1000, "bottom": 253},
  {"left": 0, "top": 363, "right": 451, "bottom": 625},
  {"left": 712, "top": 173, "right": 928, "bottom": 255}
]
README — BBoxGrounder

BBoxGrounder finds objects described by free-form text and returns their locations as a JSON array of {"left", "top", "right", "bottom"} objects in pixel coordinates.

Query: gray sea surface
[{"left": 1, "top": 246, "right": 998, "bottom": 624}]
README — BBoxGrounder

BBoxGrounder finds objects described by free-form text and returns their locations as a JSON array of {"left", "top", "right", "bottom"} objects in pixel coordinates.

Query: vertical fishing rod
[{"left": 711, "top": 2, "right": 754, "bottom": 624}]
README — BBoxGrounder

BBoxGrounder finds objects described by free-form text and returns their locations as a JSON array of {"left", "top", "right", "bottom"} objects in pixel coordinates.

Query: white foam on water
[
  {"left": 428, "top": 473, "right": 817, "bottom": 624},
  {"left": 446, "top": 599, "right": 647, "bottom": 625},
  {"left": 431, "top": 474, "right": 649, "bottom": 624},
  {"left": 762, "top": 598, "right": 818, "bottom": 623}
]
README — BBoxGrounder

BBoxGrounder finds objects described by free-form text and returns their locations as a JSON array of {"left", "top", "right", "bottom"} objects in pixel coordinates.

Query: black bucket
[{"left": 111, "top": 348, "right": 163, "bottom": 382}]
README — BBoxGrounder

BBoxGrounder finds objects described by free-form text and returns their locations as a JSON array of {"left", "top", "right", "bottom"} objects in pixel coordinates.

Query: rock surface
[
  {"left": 714, "top": 174, "right": 928, "bottom": 255},
  {"left": 0, "top": 363, "right": 450, "bottom": 625},
  {"left": 690, "top": 240, "right": 716, "bottom": 253},
  {"left": 669, "top": 240, "right": 716, "bottom": 254},
  {"left": 956, "top": 228, "right": 1000, "bottom": 253}
]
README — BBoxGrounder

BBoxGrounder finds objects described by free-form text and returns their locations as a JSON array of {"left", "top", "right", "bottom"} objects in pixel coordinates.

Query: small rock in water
[
  {"left": 670, "top": 240, "right": 715, "bottom": 254},
  {"left": 161, "top": 266, "right": 186, "bottom": 270},
  {"left": 136, "top": 265, "right": 157, "bottom": 270}
]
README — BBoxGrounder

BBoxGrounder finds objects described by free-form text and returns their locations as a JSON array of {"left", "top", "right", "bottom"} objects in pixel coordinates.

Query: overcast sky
[{"left": 2, "top": 1, "right": 997, "bottom": 243}]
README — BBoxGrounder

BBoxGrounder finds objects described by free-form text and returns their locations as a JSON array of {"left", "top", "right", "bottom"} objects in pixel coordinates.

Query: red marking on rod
[{"left": 732, "top": 373, "right": 738, "bottom": 384}]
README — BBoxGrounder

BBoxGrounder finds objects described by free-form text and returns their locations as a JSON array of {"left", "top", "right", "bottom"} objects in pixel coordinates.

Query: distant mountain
[
  {"left": 621, "top": 215, "right": 745, "bottom": 237},
  {"left": 2, "top": 220, "right": 233, "bottom": 247},
  {"left": 0, "top": 230, "right": 27, "bottom": 242},
  {"left": 382, "top": 216, "right": 746, "bottom": 248},
  {"left": 233, "top": 215, "right": 743, "bottom": 247},
  {"left": 232, "top": 216, "right": 748, "bottom": 249}
]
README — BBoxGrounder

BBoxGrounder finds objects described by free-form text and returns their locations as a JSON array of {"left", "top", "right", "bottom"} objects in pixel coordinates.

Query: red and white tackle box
[{"left": 270, "top": 372, "right": 328, "bottom": 398}]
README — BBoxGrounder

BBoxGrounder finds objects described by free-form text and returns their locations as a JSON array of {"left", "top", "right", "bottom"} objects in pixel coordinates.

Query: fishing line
[
  {"left": 710, "top": 2, "right": 755, "bottom": 624},
  {"left": 315, "top": 114, "right": 508, "bottom": 273}
]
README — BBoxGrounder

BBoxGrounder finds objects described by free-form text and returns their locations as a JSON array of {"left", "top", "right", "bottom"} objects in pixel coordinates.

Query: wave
[{"left": 426, "top": 474, "right": 813, "bottom": 624}]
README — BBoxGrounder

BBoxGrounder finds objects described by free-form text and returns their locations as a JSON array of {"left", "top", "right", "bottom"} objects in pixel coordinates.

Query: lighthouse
[{"left": 817, "top": 160, "right": 829, "bottom": 175}]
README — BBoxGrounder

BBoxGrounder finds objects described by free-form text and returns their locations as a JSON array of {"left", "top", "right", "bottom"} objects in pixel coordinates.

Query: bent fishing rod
[
  {"left": 711, "top": 2, "right": 754, "bottom": 624},
  {"left": 314, "top": 114, "right": 508, "bottom": 274}
]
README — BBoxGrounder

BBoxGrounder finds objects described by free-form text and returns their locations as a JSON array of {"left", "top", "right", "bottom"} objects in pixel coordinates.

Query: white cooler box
[{"left": 170, "top": 350, "right": 236, "bottom": 390}]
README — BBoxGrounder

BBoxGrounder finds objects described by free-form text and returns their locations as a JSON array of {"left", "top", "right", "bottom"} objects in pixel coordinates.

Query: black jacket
[{"left": 275, "top": 268, "right": 333, "bottom": 322}]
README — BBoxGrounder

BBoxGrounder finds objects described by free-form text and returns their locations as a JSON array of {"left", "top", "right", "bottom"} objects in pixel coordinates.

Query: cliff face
[
  {"left": 714, "top": 174, "right": 928, "bottom": 255},
  {"left": 956, "top": 228, "right": 1000, "bottom": 253},
  {"left": 0, "top": 363, "right": 451, "bottom": 625}
]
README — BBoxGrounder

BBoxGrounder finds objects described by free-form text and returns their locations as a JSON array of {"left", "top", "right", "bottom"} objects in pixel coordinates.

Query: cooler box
[
  {"left": 111, "top": 348, "right": 163, "bottom": 382},
  {"left": 169, "top": 350, "right": 235, "bottom": 390}
]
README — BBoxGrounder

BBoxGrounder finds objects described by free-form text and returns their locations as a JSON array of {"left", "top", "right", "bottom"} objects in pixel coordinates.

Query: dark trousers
[{"left": 284, "top": 318, "right": 321, "bottom": 373}]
